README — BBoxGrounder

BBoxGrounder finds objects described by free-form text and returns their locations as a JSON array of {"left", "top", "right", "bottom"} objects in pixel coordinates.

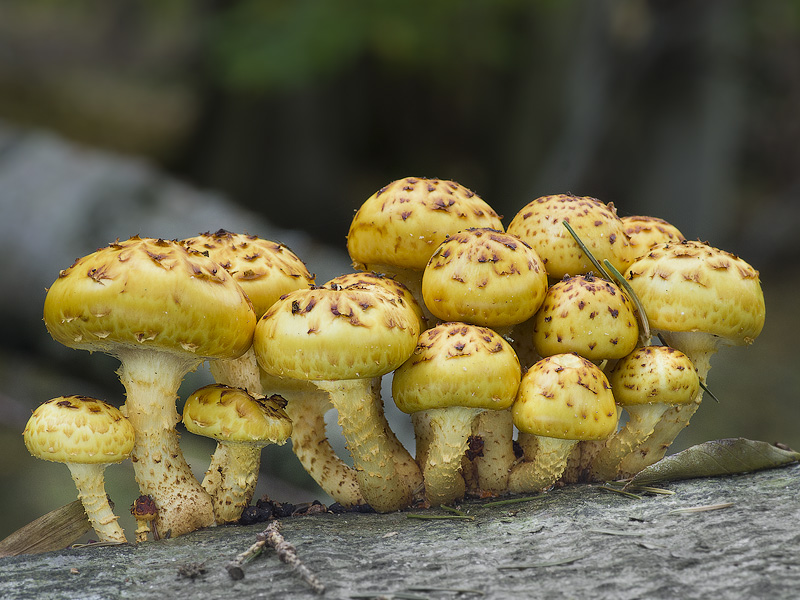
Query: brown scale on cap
[
  {"left": 532, "top": 274, "right": 639, "bottom": 362},
  {"left": 621, "top": 215, "right": 685, "bottom": 259},
  {"left": 507, "top": 194, "right": 635, "bottom": 280}
]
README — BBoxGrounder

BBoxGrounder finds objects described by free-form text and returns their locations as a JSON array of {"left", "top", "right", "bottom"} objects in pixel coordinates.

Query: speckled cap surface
[
  {"left": 621, "top": 215, "right": 685, "bottom": 258},
  {"left": 347, "top": 177, "right": 503, "bottom": 271},
  {"left": 624, "top": 240, "right": 766, "bottom": 345},
  {"left": 421, "top": 228, "right": 548, "bottom": 327},
  {"left": 608, "top": 345, "right": 700, "bottom": 407},
  {"left": 43, "top": 237, "right": 256, "bottom": 360},
  {"left": 254, "top": 286, "right": 420, "bottom": 381},
  {"left": 392, "top": 323, "right": 521, "bottom": 413},
  {"left": 182, "top": 230, "right": 315, "bottom": 318},
  {"left": 324, "top": 271, "right": 425, "bottom": 329},
  {"left": 532, "top": 274, "right": 639, "bottom": 361},
  {"left": 23, "top": 396, "right": 135, "bottom": 464},
  {"left": 182, "top": 384, "right": 292, "bottom": 444},
  {"left": 512, "top": 353, "right": 617, "bottom": 440},
  {"left": 507, "top": 194, "right": 635, "bottom": 279}
]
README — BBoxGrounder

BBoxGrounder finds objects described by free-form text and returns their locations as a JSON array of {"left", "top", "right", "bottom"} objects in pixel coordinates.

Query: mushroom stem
[
  {"left": 66, "top": 463, "right": 126, "bottom": 544},
  {"left": 209, "top": 347, "right": 263, "bottom": 396},
  {"left": 507, "top": 437, "right": 579, "bottom": 494},
  {"left": 470, "top": 409, "right": 515, "bottom": 493},
  {"left": 117, "top": 349, "right": 215, "bottom": 537},
  {"left": 314, "top": 378, "right": 420, "bottom": 512},
  {"left": 616, "top": 331, "right": 717, "bottom": 477},
  {"left": 282, "top": 386, "right": 365, "bottom": 507},
  {"left": 203, "top": 442, "right": 262, "bottom": 523}
]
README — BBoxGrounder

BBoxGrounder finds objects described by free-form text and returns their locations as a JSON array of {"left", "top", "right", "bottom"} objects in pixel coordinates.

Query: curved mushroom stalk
[
  {"left": 508, "top": 437, "right": 579, "bottom": 494},
  {"left": 202, "top": 442, "right": 264, "bottom": 523},
  {"left": 67, "top": 464, "right": 126, "bottom": 543}
]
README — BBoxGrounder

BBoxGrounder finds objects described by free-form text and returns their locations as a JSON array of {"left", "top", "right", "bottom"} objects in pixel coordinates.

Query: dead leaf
[
  {"left": 0, "top": 501, "right": 91, "bottom": 557},
  {"left": 630, "top": 438, "right": 800, "bottom": 487}
]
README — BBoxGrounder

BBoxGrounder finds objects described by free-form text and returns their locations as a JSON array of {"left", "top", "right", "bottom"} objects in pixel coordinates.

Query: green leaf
[
  {"left": 0, "top": 501, "right": 91, "bottom": 557},
  {"left": 629, "top": 438, "right": 800, "bottom": 487}
]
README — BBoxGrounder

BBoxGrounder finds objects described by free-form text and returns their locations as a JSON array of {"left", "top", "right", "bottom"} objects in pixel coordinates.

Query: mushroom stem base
[{"left": 508, "top": 436, "right": 578, "bottom": 494}]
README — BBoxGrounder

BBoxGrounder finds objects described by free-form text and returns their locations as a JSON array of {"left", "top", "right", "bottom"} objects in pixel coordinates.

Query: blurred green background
[{"left": 1, "top": 0, "right": 798, "bottom": 542}]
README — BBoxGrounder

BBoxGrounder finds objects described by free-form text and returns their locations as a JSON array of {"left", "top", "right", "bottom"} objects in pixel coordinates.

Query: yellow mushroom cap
[
  {"left": 608, "top": 346, "right": 700, "bottom": 407},
  {"left": 182, "top": 230, "right": 315, "bottom": 318},
  {"left": 23, "top": 396, "right": 135, "bottom": 464},
  {"left": 532, "top": 274, "right": 639, "bottom": 361},
  {"left": 507, "top": 194, "right": 635, "bottom": 280},
  {"left": 621, "top": 215, "right": 685, "bottom": 259},
  {"left": 43, "top": 237, "right": 256, "bottom": 359},
  {"left": 421, "top": 228, "right": 548, "bottom": 328},
  {"left": 182, "top": 384, "right": 292, "bottom": 444},
  {"left": 346, "top": 177, "right": 503, "bottom": 271},
  {"left": 254, "top": 286, "right": 420, "bottom": 381},
  {"left": 624, "top": 240, "right": 766, "bottom": 345},
  {"left": 512, "top": 353, "right": 617, "bottom": 440},
  {"left": 392, "top": 322, "right": 521, "bottom": 413}
]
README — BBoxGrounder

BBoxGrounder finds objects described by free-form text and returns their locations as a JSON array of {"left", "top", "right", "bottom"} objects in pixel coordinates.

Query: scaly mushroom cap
[
  {"left": 608, "top": 346, "right": 700, "bottom": 407},
  {"left": 624, "top": 240, "right": 766, "bottom": 345},
  {"left": 182, "top": 230, "right": 315, "bottom": 318},
  {"left": 621, "top": 215, "right": 685, "bottom": 258},
  {"left": 532, "top": 274, "right": 639, "bottom": 361},
  {"left": 392, "top": 323, "right": 521, "bottom": 413},
  {"left": 43, "top": 237, "right": 256, "bottom": 359},
  {"left": 23, "top": 396, "right": 134, "bottom": 464},
  {"left": 421, "top": 228, "right": 548, "bottom": 328},
  {"left": 512, "top": 353, "right": 617, "bottom": 440},
  {"left": 346, "top": 177, "right": 503, "bottom": 271},
  {"left": 254, "top": 286, "right": 420, "bottom": 381},
  {"left": 324, "top": 271, "right": 425, "bottom": 330},
  {"left": 507, "top": 194, "right": 635, "bottom": 280},
  {"left": 182, "top": 384, "right": 292, "bottom": 445}
]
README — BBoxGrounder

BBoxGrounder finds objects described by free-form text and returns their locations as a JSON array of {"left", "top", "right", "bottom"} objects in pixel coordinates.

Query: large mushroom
[
  {"left": 43, "top": 237, "right": 256, "bottom": 537},
  {"left": 616, "top": 240, "right": 766, "bottom": 476},
  {"left": 508, "top": 354, "right": 618, "bottom": 493},
  {"left": 253, "top": 285, "right": 422, "bottom": 512},
  {"left": 182, "top": 384, "right": 292, "bottom": 523},
  {"left": 23, "top": 396, "right": 135, "bottom": 543},
  {"left": 392, "top": 323, "right": 521, "bottom": 505}
]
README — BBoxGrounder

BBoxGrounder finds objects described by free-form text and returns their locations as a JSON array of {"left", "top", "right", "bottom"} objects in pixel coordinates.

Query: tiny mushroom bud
[
  {"left": 590, "top": 345, "right": 700, "bottom": 481},
  {"left": 616, "top": 240, "right": 766, "bottom": 476},
  {"left": 507, "top": 194, "right": 635, "bottom": 281},
  {"left": 23, "top": 396, "right": 135, "bottom": 544},
  {"left": 182, "top": 384, "right": 292, "bottom": 524},
  {"left": 43, "top": 237, "right": 257, "bottom": 537},
  {"left": 254, "top": 285, "right": 422, "bottom": 512},
  {"left": 347, "top": 177, "right": 504, "bottom": 325},
  {"left": 392, "top": 323, "right": 521, "bottom": 506},
  {"left": 130, "top": 495, "right": 158, "bottom": 543},
  {"left": 508, "top": 354, "right": 617, "bottom": 494}
]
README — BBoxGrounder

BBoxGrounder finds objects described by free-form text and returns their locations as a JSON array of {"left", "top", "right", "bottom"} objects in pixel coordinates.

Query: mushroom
[
  {"left": 130, "top": 495, "right": 158, "bottom": 542},
  {"left": 621, "top": 215, "right": 685, "bottom": 259},
  {"left": 182, "top": 384, "right": 292, "bottom": 523},
  {"left": 589, "top": 345, "right": 700, "bottom": 481},
  {"left": 182, "top": 230, "right": 315, "bottom": 394},
  {"left": 616, "top": 240, "right": 766, "bottom": 476},
  {"left": 347, "top": 176, "right": 504, "bottom": 325},
  {"left": 420, "top": 228, "right": 547, "bottom": 492},
  {"left": 532, "top": 274, "right": 639, "bottom": 362},
  {"left": 43, "top": 237, "right": 257, "bottom": 537},
  {"left": 253, "top": 285, "right": 421, "bottom": 512},
  {"left": 506, "top": 194, "right": 635, "bottom": 281},
  {"left": 23, "top": 395, "right": 135, "bottom": 543},
  {"left": 392, "top": 323, "right": 521, "bottom": 505},
  {"left": 508, "top": 354, "right": 617, "bottom": 493}
]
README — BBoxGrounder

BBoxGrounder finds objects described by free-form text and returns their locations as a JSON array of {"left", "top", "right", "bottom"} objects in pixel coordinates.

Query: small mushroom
[
  {"left": 23, "top": 396, "right": 135, "bottom": 543},
  {"left": 507, "top": 194, "right": 636, "bottom": 281},
  {"left": 590, "top": 345, "right": 700, "bottom": 481},
  {"left": 392, "top": 323, "right": 521, "bottom": 505},
  {"left": 616, "top": 240, "right": 766, "bottom": 476},
  {"left": 130, "top": 495, "right": 158, "bottom": 542},
  {"left": 508, "top": 354, "right": 617, "bottom": 493},
  {"left": 254, "top": 285, "right": 421, "bottom": 512},
  {"left": 43, "top": 237, "right": 257, "bottom": 537},
  {"left": 182, "top": 384, "right": 292, "bottom": 523}
]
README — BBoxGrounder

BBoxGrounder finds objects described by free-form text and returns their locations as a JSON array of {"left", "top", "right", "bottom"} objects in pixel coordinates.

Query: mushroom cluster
[{"left": 29, "top": 180, "right": 766, "bottom": 543}]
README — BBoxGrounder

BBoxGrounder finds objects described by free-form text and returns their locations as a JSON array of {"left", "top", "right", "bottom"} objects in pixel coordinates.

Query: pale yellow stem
[
  {"left": 203, "top": 442, "right": 264, "bottom": 524},
  {"left": 507, "top": 437, "right": 578, "bottom": 494},
  {"left": 67, "top": 463, "right": 126, "bottom": 543},
  {"left": 470, "top": 409, "right": 515, "bottom": 493},
  {"left": 209, "top": 346, "right": 263, "bottom": 395}
]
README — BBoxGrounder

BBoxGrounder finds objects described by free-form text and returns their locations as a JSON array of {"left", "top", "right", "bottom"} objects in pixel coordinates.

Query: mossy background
[{"left": 1, "top": 0, "right": 799, "bottom": 542}]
